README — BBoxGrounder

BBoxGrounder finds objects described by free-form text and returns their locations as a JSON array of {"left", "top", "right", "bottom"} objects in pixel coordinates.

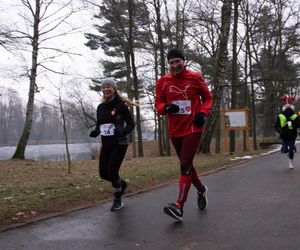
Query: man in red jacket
[{"left": 155, "top": 48, "right": 213, "bottom": 221}]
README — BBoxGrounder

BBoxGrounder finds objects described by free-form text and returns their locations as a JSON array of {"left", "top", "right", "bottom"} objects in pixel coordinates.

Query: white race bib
[
  {"left": 100, "top": 123, "right": 116, "bottom": 136},
  {"left": 172, "top": 100, "right": 192, "bottom": 114}
]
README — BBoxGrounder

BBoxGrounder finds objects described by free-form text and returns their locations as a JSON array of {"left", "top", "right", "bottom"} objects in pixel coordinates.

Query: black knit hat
[{"left": 167, "top": 48, "right": 185, "bottom": 61}]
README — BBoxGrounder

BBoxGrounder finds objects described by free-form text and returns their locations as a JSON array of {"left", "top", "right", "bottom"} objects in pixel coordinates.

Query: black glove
[
  {"left": 89, "top": 130, "right": 100, "bottom": 138},
  {"left": 194, "top": 112, "right": 207, "bottom": 127},
  {"left": 165, "top": 104, "right": 180, "bottom": 114}
]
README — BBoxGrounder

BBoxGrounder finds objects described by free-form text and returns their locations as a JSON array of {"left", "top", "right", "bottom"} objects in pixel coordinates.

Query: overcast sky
[{"left": 0, "top": 0, "right": 103, "bottom": 104}]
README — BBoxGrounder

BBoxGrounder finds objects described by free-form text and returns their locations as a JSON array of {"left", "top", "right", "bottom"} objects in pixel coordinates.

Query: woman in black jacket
[{"left": 89, "top": 77, "right": 136, "bottom": 211}]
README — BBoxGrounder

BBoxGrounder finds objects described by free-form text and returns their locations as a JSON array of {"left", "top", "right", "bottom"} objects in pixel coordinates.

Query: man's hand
[
  {"left": 89, "top": 130, "right": 100, "bottom": 138},
  {"left": 194, "top": 112, "right": 207, "bottom": 127},
  {"left": 164, "top": 104, "right": 180, "bottom": 114}
]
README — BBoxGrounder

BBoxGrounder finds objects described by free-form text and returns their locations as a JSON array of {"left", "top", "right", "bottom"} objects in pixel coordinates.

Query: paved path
[{"left": 1, "top": 150, "right": 300, "bottom": 250}]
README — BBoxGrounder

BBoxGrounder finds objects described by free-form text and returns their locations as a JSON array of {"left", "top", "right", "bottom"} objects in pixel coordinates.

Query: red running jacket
[{"left": 155, "top": 69, "right": 213, "bottom": 137}]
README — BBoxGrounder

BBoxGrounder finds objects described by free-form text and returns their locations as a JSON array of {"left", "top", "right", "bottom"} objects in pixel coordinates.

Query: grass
[{"left": 0, "top": 153, "right": 248, "bottom": 227}]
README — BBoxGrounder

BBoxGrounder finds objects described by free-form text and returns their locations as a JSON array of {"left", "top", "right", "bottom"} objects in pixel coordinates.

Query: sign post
[{"left": 222, "top": 108, "right": 250, "bottom": 152}]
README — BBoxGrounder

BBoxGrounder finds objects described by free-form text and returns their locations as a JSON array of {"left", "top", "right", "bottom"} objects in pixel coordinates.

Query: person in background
[
  {"left": 155, "top": 48, "right": 213, "bottom": 221},
  {"left": 89, "top": 77, "right": 136, "bottom": 211},
  {"left": 274, "top": 95, "right": 300, "bottom": 169}
]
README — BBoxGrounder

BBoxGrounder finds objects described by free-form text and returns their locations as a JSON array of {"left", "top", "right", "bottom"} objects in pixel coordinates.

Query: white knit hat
[{"left": 101, "top": 77, "right": 117, "bottom": 89}]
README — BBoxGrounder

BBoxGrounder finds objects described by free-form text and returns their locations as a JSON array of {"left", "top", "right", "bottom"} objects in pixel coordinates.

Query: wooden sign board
[
  {"left": 222, "top": 108, "right": 250, "bottom": 151},
  {"left": 224, "top": 110, "right": 246, "bottom": 128}
]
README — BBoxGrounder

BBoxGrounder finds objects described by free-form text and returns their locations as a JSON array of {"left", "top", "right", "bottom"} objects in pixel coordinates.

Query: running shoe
[
  {"left": 111, "top": 199, "right": 124, "bottom": 211},
  {"left": 197, "top": 185, "right": 208, "bottom": 210},
  {"left": 289, "top": 159, "right": 294, "bottom": 169},
  {"left": 163, "top": 202, "right": 183, "bottom": 221}
]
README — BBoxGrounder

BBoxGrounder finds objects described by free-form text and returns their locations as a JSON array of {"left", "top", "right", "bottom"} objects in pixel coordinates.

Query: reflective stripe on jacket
[{"left": 279, "top": 113, "right": 297, "bottom": 129}]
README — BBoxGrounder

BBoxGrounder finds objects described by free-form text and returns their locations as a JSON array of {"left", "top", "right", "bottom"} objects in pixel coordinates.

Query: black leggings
[
  {"left": 99, "top": 142, "right": 128, "bottom": 188},
  {"left": 281, "top": 139, "right": 296, "bottom": 160}
]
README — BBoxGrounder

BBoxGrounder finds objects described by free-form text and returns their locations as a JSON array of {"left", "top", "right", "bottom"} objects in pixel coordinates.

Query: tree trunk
[
  {"left": 263, "top": 85, "right": 276, "bottom": 138},
  {"left": 155, "top": 0, "right": 170, "bottom": 156},
  {"left": 229, "top": 0, "right": 240, "bottom": 153},
  {"left": 215, "top": 111, "right": 221, "bottom": 153},
  {"left": 245, "top": 0, "right": 257, "bottom": 150},
  {"left": 128, "top": 0, "right": 143, "bottom": 156},
  {"left": 12, "top": 0, "right": 40, "bottom": 159},
  {"left": 59, "top": 95, "right": 71, "bottom": 173},
  {"left": 199, "top": 0, "right": 233, "bottom": 154},
  {"left": 124, "top": 52, "right": 136, "bottom": 158}
]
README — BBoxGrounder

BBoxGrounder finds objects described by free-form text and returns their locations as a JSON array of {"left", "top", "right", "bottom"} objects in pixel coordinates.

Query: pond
[{"left": 0, "top": 143, "right": 101, "bottom": 161}]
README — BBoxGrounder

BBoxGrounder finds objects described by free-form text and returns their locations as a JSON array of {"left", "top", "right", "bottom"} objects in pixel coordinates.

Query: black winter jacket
[
  {"left": 274, "top": 108, "right": 300, "bottom": 140},
  {"left": 94, "top": 96, "right": 135, "bottom": 145}
]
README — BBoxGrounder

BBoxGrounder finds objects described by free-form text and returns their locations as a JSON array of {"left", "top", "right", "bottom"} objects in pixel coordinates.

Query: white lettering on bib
[
  {"left": 100, "top": 123, "right": 116, "bottom": 136},
  {"left": 172, "top": 100, "right": 192, "bottom": 114}
]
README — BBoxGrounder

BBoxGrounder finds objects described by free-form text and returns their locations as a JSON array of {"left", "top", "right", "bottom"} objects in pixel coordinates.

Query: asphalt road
[{"left": 1, "top": 150, "right": 300, "bottom": 250}]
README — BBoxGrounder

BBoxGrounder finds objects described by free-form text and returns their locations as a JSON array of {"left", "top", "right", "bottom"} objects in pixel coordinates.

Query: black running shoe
[
  {"left": 197, "top": 185, "right": 208, "bottom": 210},
  {"left": 163, "top": 202, "right": 183, "bottom": 221},
  {"left": 111, "top": 199, "right": 124, "bottom": 212}
]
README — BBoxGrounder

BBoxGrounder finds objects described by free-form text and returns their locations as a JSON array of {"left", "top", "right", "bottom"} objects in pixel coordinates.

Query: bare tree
[
  {"left": 229, "top": 0, "right": 241, "bottom": 152},
  {"left": 0, "top": 26, "right": 16, "bottom": 50},
  {"left": 66, "top": 82, "right": 98, "bottom": 130},
  {"left": 39, "top": 76, "right": 77, "bottom": 172},
  {"left": 128, "top": 0, "right": 144, "bottom": 156},
  {"left": 149, "top": 0, "right": 171, "bottom": 156},
  {"left": 199, "top": 0, "right": 233, "bottom": 154},
  {"left": 239, "top": 0, "right": 267, "bottom": 151},
  {"left": 7, "top": 0, "right": 79, "bottom": 159},
  {"left": 0, "top": 87, "right": 23, "bottom": 145},
  {"left": 58, "top": 88, "right": 72, "bottom": 174}
]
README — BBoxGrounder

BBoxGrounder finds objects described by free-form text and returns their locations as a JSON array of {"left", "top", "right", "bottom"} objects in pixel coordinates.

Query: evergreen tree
[{"left": 85, "top": 0, "right": 151, "bottom": 156}]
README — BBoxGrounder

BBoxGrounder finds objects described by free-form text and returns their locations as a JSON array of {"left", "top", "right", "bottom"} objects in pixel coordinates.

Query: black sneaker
[
  {"left": 111, "top": 199, "right": 124, "bottom": 212},
  {"left": 197, "top": 185, "right": 208, "bottom": 210},
  {"left": 163, "top": 203, "right": 183, "bottom": 221}
]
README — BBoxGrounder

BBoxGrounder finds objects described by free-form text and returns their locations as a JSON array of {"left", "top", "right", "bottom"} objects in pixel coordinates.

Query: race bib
[
  {"left": 172, "top": 100, "right": 191, "bottom": 114},
  {"left": 100, "top": 123, "right": 116, "bottom": 136}
]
